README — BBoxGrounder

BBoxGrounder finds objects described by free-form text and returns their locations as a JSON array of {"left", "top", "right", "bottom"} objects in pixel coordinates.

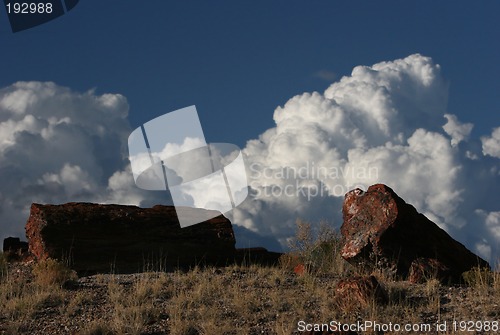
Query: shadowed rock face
[
  {"left": 340, "top": 184, "right": 489, "bottom": 283},
  {"left": 408, "top": 257, "right": 450, "bottom": 284},
  {"left": 25, "top": 203, "right": 236, "bottom": 274}
]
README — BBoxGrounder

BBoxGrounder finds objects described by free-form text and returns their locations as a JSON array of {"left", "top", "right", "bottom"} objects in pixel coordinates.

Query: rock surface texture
[
  {"left": 335, "top": 275, "right": 387, "bottom": 311},
  {"left": 407, "top": 257, "right": 451, "bottom": 284},
  {"left": 340, "top": 184, "right": 489, "bottom": 283},
  {"left": 25, "top": 203, "right": 236, "bottom": 273}
]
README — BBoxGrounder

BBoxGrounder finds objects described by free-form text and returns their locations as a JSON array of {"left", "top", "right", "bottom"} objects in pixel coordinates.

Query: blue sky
[
  {"left": 1, "top": 1, "right": 498, "bottom": 146},
  {"left": 0, "top": 1, "right": 499, "bottom": 260}
]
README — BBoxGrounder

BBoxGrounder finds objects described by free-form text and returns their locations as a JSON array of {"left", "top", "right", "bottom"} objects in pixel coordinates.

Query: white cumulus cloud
[
  {"left": 228, "top": 54, "right": 500, "bottom": 264},
  {"left": 443, "top": 113, "right": 474, "bottom": 147},
  {"left": 1, "top": 55, "right": 499, "bottom": 266},
  {"left": 0, "top": 82, "right": 156, "bottom": 239},
  {"left": 481, "top": 127, "right": 500, "bottom": 158}
]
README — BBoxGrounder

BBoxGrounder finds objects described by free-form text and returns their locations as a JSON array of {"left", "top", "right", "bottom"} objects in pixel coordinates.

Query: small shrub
[
  {"left": 278, "top": 253, "right": 302, "bottom": 272},
  {"left": 288, "top": 219, "right": 346, "bottom": 275},
  {"left": 288, "top": 219, "right": 314, "bottom": 258},
  {"left": 32, "top": 258, "right": 77, "bottom": 287},
  {"left": 424, "top": 278, "right": 441, "bottom": 296},
  {"left": 462, "top": 266, "right": 493, "bottom": 288}
]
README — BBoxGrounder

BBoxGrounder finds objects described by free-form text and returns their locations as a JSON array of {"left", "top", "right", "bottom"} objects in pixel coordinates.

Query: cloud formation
[
  {"left": 482, "top": 127, "right": 500, "bottom": 158},
  {"left": 0, "top": 55, "right": 498, "bottom": 265},
  {"left": 443, "top": 114, "right": 474, "bottom": 147},
  {"left": 230, "top": 54, "right": 500, "bottom": 264},
  {"left": 0, "top": 82, "right": 156, "bottom": 239}
]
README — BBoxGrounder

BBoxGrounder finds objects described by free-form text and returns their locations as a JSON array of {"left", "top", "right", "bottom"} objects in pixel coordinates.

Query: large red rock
[
  {"left": 25, "top": 203, "right": 236, "bottom": 274},
  {"left": 340, "top": 184, "right": 489, "bottom": 283}
]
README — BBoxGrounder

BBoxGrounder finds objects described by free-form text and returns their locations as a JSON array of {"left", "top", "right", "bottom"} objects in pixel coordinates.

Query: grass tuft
[
  {"left": 32, "top": 258, "right": 78, "bottom": 287},
  {"left": 287, "top": 219, "right": 348, "bottom": 276},
  {"left": 0, "top": 252, "right": 7, "bottom": 281}
]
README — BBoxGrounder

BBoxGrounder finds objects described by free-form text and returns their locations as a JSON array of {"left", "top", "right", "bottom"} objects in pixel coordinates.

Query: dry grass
[
  {"left": 1, "top": 224, "right": 500, "bottom": 334},
  {"left": 32, "top": 258, "right": 78, "bottom": 287},
  {"left": 0, "top": 262, "right": 67, "bottom": 331},
  {"left": 107, "top": 273, "right": 165, "bottom": 334},
  {"left": 286, "top": 219, "right": 350, "bottom": 276},
  {"left": 0, "top": 253, "right": 6, "bottom": 280}
]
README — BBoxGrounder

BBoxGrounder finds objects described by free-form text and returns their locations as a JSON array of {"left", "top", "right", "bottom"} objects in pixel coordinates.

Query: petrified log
[
  {"left": 25, "top": 203, "right": 236, "bottom": 274},
  {"left": 335, "top": 275, "right": 387, "bottom": 310},
  {"left": 340, "top": 184, "right": 489, "bottom": 283},
  {"left": 3, "top": 237, "right": 29, "bottom": 253},
  {"left": 2, "top": 237, "right": 29, "bottom": 261}
]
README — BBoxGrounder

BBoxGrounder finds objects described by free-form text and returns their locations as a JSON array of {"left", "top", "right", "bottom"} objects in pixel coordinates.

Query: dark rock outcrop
[
  {"left": 340, "top": 184, "right": 489, "bottom": 283},
  {"left": 233, "top": 247, "right": 282, "bottom": 266},
  {"left": 3, "top": 237, "right": 29, "bottom": 261},
  {"left": 3, "top": 237, "right": 28, "bottom": 253},
  {"left": 25, "top": 203, "right": 237, "bottom": 274}
]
